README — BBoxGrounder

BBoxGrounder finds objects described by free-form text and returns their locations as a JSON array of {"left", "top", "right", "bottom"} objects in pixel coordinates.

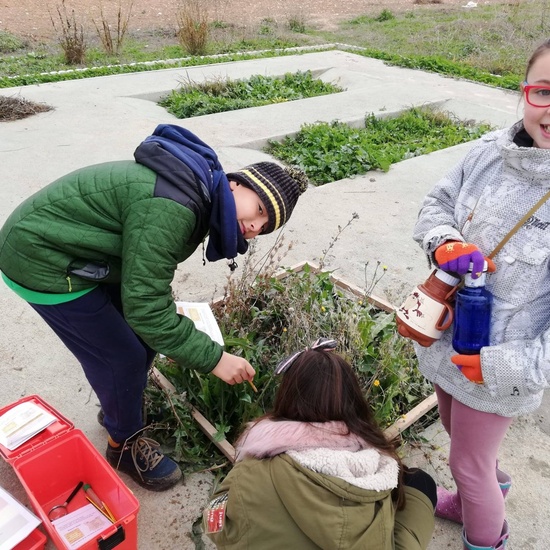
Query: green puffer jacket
[{"left": 0, "top": 159, "right": 222, "bottom": 373}]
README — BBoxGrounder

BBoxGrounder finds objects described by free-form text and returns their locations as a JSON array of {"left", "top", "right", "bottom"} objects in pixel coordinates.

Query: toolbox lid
[{"left": 0, "top": 395, "right": 74, "bottom": 464}]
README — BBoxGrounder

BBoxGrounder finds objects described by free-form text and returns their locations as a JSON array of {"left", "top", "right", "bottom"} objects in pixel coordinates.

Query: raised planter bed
[{"left": 151, "top": 261, "right": 437, "bottom": 463}]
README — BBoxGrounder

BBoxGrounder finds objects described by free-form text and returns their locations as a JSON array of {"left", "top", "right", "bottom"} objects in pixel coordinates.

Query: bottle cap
[
  {"left": 434, "top": 269, "right": 461, "bottom": 286},
  {"left": 468, "top": 261, "right": 488, "bottom": 274},
  {"left": 465, "top": 260, "right": 488, "bottom": 287}
]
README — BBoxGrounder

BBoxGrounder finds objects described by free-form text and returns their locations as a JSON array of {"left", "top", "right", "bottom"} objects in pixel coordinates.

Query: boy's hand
[
  {"left": 211, "top": 352, "right": 256, "bottom": 386},
  {"left": 435, "top": 241, "right": 495, "bottom": 278},
  {"left": 451, "top": 354, "right": 484, "bottom": 384}
]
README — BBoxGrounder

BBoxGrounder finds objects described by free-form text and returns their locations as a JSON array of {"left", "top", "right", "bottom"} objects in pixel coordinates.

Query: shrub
[
  {"left": 49, "top": 0, "right": 87, "bottom": 65},
  {"left": 288, "top": 14, "right": 306, "bottom": 33},
  {"left": 176, "top": 0, "right": 209, "bottom": 56}
]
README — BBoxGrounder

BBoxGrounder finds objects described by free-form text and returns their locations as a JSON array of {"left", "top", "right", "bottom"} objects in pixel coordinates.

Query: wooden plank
[
  {"left": 151, "top": 367, "right": 236, "bottom": 463},
  {"left": 383, "top": 393, "right": 438, "bottom": 440}
]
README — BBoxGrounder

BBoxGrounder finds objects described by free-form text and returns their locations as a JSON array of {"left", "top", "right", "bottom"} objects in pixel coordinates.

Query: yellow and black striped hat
[{"left": 227, "top": 162, "right": 309, "bottom": 234}]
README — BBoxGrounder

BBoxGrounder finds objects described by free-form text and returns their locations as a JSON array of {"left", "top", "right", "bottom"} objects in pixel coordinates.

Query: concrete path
[{"left": 0, "top": 48, "right": 549, "bottom": 549}]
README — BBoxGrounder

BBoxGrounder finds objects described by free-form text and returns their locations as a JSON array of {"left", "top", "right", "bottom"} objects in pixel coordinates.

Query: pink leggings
[{"left": 435, "top": 385, "right": 513, "bottom": 546}]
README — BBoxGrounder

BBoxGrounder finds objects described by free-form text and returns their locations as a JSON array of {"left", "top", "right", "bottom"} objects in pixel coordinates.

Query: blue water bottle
[{"left": 452, "top": 261, "right": 493, "bottom": 355}]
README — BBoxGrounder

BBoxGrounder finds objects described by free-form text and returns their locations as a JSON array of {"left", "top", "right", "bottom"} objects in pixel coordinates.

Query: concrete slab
[{"left": 0, "top": 49, "right": 548, "bottom": 549}]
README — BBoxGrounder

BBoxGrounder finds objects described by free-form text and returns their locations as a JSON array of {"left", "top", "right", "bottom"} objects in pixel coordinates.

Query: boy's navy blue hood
[{"left": 134, "top": 124, "right": 248, "bottom": 262}]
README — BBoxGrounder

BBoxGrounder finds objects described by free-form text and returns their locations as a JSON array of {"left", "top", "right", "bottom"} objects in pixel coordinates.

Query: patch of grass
[
  {"left": 0, "top": 47, "right": 330, "bottom": 88},
  {"left": 158, "top": 70, "right": 344, "bottom": 118},
  {"left": 2, "top": 1, "right": 550, "bottom": 90},
  {"left": 0, "top": 31, "right": 26, "bottom": 53},
  {"left": 352, "top": 48, "right": 522, "bottom": 90},
  {"left": 0, "top": 22, "right": 312, "bottom": 88},
  {"left": 374, "top": 9, "right": 395, "bottom": 23},
  {"left": 266, "top": 106, "right": 493, "bottom": 185},
  {"left": 325, "top": 2, "right": 549, "bottom": 78}
]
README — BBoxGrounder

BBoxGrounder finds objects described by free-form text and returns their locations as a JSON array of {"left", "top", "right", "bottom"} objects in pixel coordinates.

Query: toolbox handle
[{"left": 97, "top": 524, "right": 125, "bottom": 550}]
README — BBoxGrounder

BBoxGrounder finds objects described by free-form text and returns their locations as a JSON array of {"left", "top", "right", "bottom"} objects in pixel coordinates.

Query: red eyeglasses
[{"left": 523, "top": 82, "right": 550, "bottom": 108}]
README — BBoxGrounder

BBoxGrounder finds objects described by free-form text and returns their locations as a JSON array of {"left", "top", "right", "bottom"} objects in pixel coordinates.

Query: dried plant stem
[
  {"left": 49, "top": 0, "right": 87, "bottom": 65},
  {"left": 319, "top": 212, "right": 359, "bottom": 269},
  {"left": 93, "top": 1, "right": 133, "bottom": 55},
  {"left": 176, "top": 0, "right": 209, "bottom": 55}
]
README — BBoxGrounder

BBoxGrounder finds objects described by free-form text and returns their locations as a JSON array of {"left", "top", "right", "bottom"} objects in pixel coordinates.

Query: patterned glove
[
  {"left": 451, "top": 354, "right": 484, "bottom": 384},
  {"left": 435, "top": 241, "right": 496, "bottom": 278}
]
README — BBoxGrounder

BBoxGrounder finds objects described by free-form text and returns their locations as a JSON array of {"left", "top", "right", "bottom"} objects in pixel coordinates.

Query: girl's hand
[
  {"left": 435, "top": 241, "right": 496, "bottom": 278},
  {"left": 451, "top": 354, "right": 484, "bottom": 384},
  {"left": 211, "top": 352, "right": 256, "bottom": 386}
]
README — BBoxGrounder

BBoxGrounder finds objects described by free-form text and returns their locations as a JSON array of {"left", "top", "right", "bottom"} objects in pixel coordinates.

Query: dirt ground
[{"left": 1, "top": 0, "right": 513, "bottom": 43}]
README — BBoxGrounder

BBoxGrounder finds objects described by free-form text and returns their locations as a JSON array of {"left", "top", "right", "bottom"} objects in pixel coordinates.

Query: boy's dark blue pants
[{"left": 30, "top": 284, "right": 156, "bottom": 442}]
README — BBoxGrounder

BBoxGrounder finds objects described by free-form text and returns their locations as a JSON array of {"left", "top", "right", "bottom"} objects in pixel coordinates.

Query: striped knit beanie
[{"left": 226, "top": 162, "right": 309, "bottom": 234}]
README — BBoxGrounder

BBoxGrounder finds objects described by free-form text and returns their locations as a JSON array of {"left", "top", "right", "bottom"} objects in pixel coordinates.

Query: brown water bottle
[{"left": 396, "top": 269, "right": 460, "bottom": 347}]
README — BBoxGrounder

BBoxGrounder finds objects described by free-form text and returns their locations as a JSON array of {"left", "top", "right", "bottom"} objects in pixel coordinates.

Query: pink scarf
[{"left": 235, "top": 419, "right": 370, "bottom": 462}]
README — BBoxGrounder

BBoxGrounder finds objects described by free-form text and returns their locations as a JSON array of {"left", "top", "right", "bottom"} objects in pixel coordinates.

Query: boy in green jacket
[{"left": 0, "top": 124, "right": 308, "bottom": 491}]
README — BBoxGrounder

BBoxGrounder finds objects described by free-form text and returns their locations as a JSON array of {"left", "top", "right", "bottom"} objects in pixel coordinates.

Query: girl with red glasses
[{"left": 403, "top": 39, "right": 550, "bottom": 550}]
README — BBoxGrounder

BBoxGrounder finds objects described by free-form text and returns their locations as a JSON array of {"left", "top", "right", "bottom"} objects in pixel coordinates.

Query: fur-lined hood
[{"left": 236, "top": 419, "right": 398, "bottom": 492}]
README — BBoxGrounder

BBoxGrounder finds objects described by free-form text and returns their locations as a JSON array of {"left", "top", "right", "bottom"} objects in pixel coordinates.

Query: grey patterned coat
[{"left": 413, "top": 121, "right": 550, "bottom": 417}]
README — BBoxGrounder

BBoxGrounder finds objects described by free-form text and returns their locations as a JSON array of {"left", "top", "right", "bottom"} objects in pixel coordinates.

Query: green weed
[
  {"left": 266, "top": 107, "right": 493, "bottom": 185},
  {"left": 158, "top": 70, "right": 343, "bottom": 118},
  {"left": 288, "top": 14, "right": 307, "bottom": 33}
]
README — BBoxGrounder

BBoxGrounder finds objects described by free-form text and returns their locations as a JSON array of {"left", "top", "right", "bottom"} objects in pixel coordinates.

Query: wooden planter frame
[{"left": 152, "top": 261, "right": 437, "bottom": 463}]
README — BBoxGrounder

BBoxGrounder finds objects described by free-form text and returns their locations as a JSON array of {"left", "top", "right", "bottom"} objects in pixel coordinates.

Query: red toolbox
[
  {"left": 0, "top": 395, "right": 139, "bottom": 550},
  {"left": 13, "top": 527, "right": 48, "bottom": 550}
]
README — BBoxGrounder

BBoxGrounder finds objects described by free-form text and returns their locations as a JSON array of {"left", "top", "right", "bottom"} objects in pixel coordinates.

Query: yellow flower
[
  {"left": 373, "top": 379, "right": 380, "bottom": 387},
  {"left": 283, "top": 327, "right": 287, "bottom": 332},
  {"left": 321, "top": 306, "right": 326, "bottom": 312},
  {"left": 382, "top": 265, "right": 388, "bottom": 271}
]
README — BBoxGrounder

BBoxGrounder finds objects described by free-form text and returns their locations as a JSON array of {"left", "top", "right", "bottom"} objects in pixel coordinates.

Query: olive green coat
[
  {"left": 206, "top": 417, "right": 435, "bottom": 550},
  {"left": 207, "top": 454, "right": 434, "bottom": 550}
]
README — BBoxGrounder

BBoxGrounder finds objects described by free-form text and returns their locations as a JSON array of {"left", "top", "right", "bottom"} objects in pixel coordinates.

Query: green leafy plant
[
  {"left": 374, "top": 9, "right": 395, "bottom": 23},
  {"left": 266, "top": 106, "right": 493, "bottom": 185},
  {"left": 158, "top": 70, "right": 344, "bottom": 118},
  {"left": 144, "top": 229, "right": 431, "bottom": 472}
]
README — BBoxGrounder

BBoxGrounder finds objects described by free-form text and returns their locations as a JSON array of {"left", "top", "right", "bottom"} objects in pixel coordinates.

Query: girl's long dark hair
[{"left": 247, "top": 349, "right": 406, "bottom": 508}]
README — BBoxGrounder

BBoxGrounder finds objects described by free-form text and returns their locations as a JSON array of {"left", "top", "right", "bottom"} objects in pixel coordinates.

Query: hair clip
[{"left": 274, "top": 337, "right": 337, "bottom": 375}]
